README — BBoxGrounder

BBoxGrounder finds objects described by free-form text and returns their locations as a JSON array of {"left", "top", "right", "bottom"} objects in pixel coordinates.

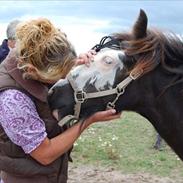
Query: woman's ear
[
  {"left": 24, "top": 64, "right": 39, "bottom": 80},
  {"left": 27, "top": 64, "right": 37, "bottom": 73},
  {"left": 25, "top": 64, "right": 53, "bottom": 83}
]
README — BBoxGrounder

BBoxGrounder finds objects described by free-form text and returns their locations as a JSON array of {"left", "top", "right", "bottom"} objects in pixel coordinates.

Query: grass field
[{"left": 72, "top": 112, "right": 183, "bottom": 179}]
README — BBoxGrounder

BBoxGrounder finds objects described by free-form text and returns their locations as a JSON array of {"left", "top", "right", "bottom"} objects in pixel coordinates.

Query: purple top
[{"left": 0, "top": 89, "right": 47, "bottom": 154}]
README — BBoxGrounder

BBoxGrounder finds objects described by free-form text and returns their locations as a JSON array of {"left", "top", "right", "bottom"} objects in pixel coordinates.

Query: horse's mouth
[
  {"left": 52, "top": 109, "right": 59, "bottom": 120},
  {"left": 53, "top": 101, "right": 122, "bottom": 122},
  {"left": 54, "top": 105, "right": 74, "bottom": 121}
]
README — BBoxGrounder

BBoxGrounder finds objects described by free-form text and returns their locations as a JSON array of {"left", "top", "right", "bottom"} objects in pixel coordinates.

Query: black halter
[{"left": 92, "top": 36, "right": 122, "bottom": 52}]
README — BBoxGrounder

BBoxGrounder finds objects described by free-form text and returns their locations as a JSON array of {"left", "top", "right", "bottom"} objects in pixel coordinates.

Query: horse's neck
[{"left": 135, "top": 70, "right": 183, "bottom": 160}]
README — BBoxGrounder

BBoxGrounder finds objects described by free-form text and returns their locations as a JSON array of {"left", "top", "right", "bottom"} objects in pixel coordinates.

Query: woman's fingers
[
  {"left": 89, "top": 109, "right": 121, "bottom": 123},
  {"left": 75, "top": 50, "right": 96, "bottom": 67}
]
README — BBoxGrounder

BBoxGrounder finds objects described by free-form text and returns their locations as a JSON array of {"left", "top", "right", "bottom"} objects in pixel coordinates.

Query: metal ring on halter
[{"left": 106, "top": 102, "right": 116, "bottom": 109}]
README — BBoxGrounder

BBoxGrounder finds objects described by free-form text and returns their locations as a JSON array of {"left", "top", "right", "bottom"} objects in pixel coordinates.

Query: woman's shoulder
[
  {"left": 0, "top": 89, "right": 47, "bottom": 154},
  {"left": 0, "top": 89, "right": 31, "bottom": 100},
  {"left": 0, "top": 89, "right": 36, "bottom": 111}
]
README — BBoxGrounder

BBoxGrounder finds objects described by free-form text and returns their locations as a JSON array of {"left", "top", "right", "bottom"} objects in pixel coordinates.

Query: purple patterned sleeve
[{"left": 0, "top": 89, "right": 47, "bottom": 154}]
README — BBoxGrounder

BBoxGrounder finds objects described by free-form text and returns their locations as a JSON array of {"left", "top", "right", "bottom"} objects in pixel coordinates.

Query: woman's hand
[
  {"left": 84, "top": 109, "right": 121, "bottom": 126},
  {"left": 75, "top": 50, "right": 96, "bottom": 67}
]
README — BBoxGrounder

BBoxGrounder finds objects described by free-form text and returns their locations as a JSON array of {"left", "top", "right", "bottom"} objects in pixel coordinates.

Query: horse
[{"left": 48, "top": 9, "right": 183, "bottom": 161}]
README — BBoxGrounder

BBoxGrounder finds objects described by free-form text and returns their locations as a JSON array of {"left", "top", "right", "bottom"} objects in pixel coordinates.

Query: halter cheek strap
[{"left": 58, "top": 69, "right": 143, "bottom": 127}]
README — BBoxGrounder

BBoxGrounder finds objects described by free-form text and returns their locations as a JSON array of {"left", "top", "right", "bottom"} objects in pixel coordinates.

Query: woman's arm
[
  {"left": 31, "top": 50, "right": 121, "bottom": 165},
  {"left": 30, "top": 109, "right": 121, "bottom": 165}
]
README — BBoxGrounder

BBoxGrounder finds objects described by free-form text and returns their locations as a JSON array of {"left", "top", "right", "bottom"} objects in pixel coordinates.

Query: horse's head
[
  {"left": 48, "top": 48, "right": 125, "bottom": 119},
  {"left": 48, "top": 9, "right": 150, "bottom": 122}
]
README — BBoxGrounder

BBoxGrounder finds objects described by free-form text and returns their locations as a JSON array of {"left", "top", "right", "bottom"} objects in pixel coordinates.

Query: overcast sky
[{"left": 0, "top": 0, "right": 183, "bottom": 53}]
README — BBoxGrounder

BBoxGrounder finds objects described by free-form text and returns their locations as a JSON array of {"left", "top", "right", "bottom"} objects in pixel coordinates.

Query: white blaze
[{"left": 71, "top": 49, "right": 124, "bottom": 91}]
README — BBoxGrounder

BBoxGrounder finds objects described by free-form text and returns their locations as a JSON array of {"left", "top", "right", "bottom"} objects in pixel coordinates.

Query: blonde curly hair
[{"left": 16, "top": 18, "right": 76, "bottom": 82}]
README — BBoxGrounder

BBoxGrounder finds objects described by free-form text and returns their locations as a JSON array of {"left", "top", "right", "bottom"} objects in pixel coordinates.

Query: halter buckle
[
  {"left": 74, "top": 90, "right": 86, "bottom": 103},
  {"left": 130, "top": 69, "right": 143, "bottom": 80}
]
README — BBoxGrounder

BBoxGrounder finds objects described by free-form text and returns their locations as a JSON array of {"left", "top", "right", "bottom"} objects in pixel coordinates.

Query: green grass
[{"left": 72, "top": 112, "right": 183, "bottom": 178}]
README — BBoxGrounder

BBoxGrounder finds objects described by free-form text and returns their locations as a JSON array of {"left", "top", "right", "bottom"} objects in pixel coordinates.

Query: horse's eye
[{"left": 103, "top": 56, "right": 113, "bottom": 65}]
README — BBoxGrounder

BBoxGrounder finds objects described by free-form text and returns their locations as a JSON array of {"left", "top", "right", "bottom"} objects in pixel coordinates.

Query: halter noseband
[
  {"left": 58, "top": 69, "right": 143, "bottom": 127},
  {"left": 58, "top": 36, "right": 143, "bottom": 127}
]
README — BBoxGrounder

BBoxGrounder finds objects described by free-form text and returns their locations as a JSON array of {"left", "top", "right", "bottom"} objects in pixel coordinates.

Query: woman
[{"left": 0, "top": 18, "right": 121, "bottom": 183}]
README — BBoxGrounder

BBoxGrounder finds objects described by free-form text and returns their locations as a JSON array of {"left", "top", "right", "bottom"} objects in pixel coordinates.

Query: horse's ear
[{"left": 132, "top": 9, "right": 148, "bottom": 39}]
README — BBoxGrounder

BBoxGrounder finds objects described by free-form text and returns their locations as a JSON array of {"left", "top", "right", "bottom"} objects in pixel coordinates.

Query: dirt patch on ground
[{"left": 68, "top": 164, "right": 182, "bottom": 183}]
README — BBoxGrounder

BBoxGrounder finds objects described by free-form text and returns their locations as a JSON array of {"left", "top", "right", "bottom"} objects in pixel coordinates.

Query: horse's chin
[
  {"left": 56, "top": 109, "right": 88, "bottom": 123},
  {"left": 55, "top": 106, "right": 74, "bottom": 121},
  {"left": 80, "top": 106, "right": 105, "bottom": 120},
  {"left": 56, "top": 105, "right": 123, "bottom": 122}
]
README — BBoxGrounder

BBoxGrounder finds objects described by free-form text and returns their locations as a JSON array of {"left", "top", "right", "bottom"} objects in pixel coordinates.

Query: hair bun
[
  {"left": 16, "top": 18, "right": 58, "bottom": 58},
  {"left": 35, "top": 18, "right": 56, "bottom": 38},
  {"left": 17, "top": 18, "right": 57, "bottom": 45}
]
